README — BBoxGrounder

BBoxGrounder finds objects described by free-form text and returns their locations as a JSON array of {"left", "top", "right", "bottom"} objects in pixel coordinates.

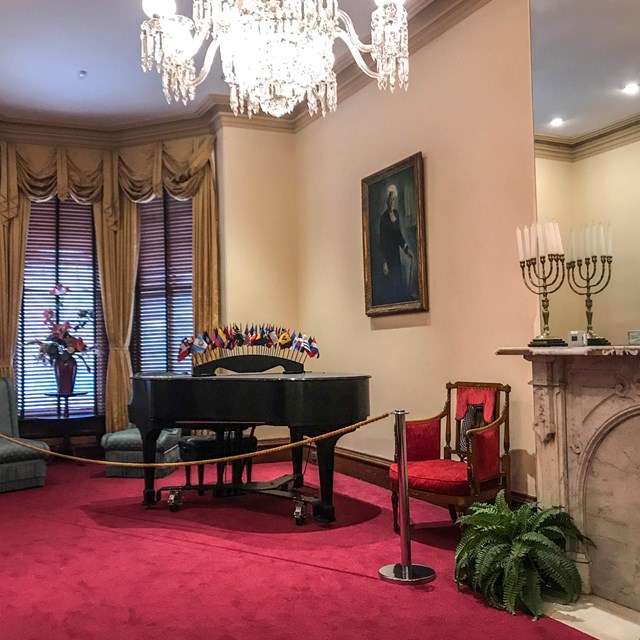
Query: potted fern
[{"left": 454, "top": 490, "right": 590, "bottom": 620}]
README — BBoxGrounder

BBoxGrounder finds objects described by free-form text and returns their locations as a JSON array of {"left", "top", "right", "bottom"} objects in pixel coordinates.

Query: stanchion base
[{"left": 378, "top": 563, "right": 436, "bottom": 585}]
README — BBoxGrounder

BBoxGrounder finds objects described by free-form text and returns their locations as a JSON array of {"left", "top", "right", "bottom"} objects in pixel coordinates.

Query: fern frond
[
  {"left": 502, "top": 564, "right": 525, "bottom": 614},
  {"left": 519, "top": 562, "right": 544, "bottom": 620},
  {"left": 533, "top": 548, "right": 582, "bottom": 602}
]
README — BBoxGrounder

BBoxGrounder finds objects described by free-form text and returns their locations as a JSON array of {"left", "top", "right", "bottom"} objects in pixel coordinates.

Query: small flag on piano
[
  {"left": 278, "top": 330, "right": 292, "bottom": 348},
  {"left": 177, "top": 337, "right": 191, "bottom": 361},
  {"left": 191, "top": 333, "right": 207, "bottom": 354}
]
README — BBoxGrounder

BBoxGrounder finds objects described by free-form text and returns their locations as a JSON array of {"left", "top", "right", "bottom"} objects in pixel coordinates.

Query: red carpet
[{"left": 0, "top": 461, "right": 593, "bottom": 640}]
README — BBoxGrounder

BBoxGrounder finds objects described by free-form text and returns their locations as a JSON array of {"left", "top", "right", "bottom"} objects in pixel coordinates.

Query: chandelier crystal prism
[{"left": 140, "top": 0, "right": 409, "bottom": 118}]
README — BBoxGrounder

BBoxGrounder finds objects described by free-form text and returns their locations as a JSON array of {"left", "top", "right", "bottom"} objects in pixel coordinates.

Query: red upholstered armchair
[{"left": 389, "top": 381, "right": 511, "bottom": 529}]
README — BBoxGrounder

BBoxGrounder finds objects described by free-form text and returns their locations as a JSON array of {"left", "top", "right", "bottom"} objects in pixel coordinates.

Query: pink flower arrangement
[{"left": 28, "top": 284, "right": 94, "bottom": 371}]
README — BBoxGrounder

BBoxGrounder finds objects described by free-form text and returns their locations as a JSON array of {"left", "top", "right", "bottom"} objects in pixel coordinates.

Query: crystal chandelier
[{"left": 140, "top": 0, "right": 409, "bottom": 118}]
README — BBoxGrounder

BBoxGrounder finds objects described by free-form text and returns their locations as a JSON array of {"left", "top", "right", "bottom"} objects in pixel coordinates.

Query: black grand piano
[{"left": 128, "top": 370, "right": 370, "bottom": 523}]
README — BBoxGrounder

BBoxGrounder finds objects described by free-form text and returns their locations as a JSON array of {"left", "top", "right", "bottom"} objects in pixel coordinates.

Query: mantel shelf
[{"left": 496, "top": 346, "right": 640, "bottom": 357}]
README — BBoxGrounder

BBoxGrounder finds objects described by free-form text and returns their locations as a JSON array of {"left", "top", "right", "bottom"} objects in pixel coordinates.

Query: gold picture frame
[{"left": 361, "top": 152, "right": 428, "bottom": 317}]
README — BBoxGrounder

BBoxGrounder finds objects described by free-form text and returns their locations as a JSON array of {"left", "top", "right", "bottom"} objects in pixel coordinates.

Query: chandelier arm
[
  {"left": 192, "top": 38, "right": 221, "bottom": 87},
  {"left": 336, "top": 32, "right": 378, "bottom": 79},
  {"left": 336, "top": 10, "right": 373, "bottom": 54}
]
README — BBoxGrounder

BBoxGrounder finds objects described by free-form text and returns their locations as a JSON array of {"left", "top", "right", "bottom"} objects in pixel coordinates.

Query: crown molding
[
  {"left": 535, "top": 112, "right": 640, "bottom": 162},
  {"left": 0, "top": 0, "right": 489, "bottom": 146}
]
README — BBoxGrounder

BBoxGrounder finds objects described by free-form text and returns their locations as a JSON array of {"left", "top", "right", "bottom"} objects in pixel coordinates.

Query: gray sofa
[
  {"left": 101, "top": 423, "right": 181, "bottom": 478},
  {"left": 0, "top": 377, "right": 50, "bottom": 493}
]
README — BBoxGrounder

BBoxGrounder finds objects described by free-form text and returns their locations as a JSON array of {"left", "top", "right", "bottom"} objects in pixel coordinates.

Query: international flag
[
  {"left": 278, "top": 331, "right": 292, "bottom": 348},
  {"left": 177, "top": 338, "right": 191, "bottom": 361},
  {"left": 215, "top": 328, "right": 226, "bottom": 349},
  {"left": 309, "top": 337, "right": 320, "bottom": 358},
  {"left": 234, "top": 325, "right": 245, "bottom": 347},
  {"left": 191, "top": 333, "right": 207, "bottom": 353}
]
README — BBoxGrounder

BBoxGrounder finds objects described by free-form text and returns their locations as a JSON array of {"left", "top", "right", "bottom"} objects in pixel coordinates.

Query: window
[
  {"left": 15, "top": 199, "right": 108, "bottom": 418},
  {"left": 131, "top": 193, "right": 193, "bottom": 374}
]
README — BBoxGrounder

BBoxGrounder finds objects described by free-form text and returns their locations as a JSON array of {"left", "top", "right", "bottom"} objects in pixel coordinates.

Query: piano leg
[
  {"left": 313, "top": 435, "right": 340, "bottom": 524},
  {"left": 289, "top": 428, "right": 304, "bottom": 488},
  {"left": 142, "top": 429, "right": 161, "bottom": 506}
]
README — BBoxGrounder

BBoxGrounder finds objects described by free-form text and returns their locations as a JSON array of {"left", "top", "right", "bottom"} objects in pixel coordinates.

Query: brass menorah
[
  {"left": 520, "top": 254, "right": 568, "bottom": 347},
  {"left": 566, "top": 255, "right": 613, "bottom": 345},
  {"left": 517, "top": 222, "right": 568, "bottom": 347}
]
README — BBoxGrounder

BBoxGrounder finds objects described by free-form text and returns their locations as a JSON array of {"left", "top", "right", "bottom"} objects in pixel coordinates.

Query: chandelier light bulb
[
  {"left": 623, "top": 82, "right": 640, "bottom": 95},
  {"left": 140, "top": 0, "right": 409, "bottom": 117},
  {"left": 142, "top": 0, "right": 176, "bottom": 18},
  {"left": 550, "top": 117, "right": 564, "bottom": 128}
]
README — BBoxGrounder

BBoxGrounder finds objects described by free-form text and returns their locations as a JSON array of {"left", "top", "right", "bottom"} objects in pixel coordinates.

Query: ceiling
[
  {"left": 1, "top": 0, "right": 639, "bottom": 136},
  {"left": 0, "top": 0, "right": 377, "bottom": 128},
  {"left": 531, "top": 0, "right": 640, "bottom": 138}
]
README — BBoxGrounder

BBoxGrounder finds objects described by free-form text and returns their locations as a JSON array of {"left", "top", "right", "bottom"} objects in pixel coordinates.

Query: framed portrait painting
[{"left": 361, "top": 153, "right": 428, "bottom": 317}]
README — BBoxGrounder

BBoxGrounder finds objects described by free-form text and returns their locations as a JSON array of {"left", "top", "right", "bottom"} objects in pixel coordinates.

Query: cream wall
[
  {"left": 291, "top": 0, "right": 538, "bottom": 495},
  {"left": 217, "top": 126, "right": 299, "bottom": 326},
  {"left": 536, "top": 140, "right": 640, "bottom": 345}
]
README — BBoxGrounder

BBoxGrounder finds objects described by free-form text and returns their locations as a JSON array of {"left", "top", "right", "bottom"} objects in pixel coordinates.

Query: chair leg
[
  {"left": 391, "top": 490, "right": 399, "bottom": 533},
  {"left": 246, "top": 459, "right": 252, "bottom": 483},
  {"left": 197, "top": 464, "right": 205, "bottom": 495},
  {"left": 448, "top": 505, "right": 458, "bottom": 522},
  {"left": 184, "top": 465, "right": 192, "bottom": 487},
  {"left": 231, "top": 460, "right": 243, "bottom": 484}
]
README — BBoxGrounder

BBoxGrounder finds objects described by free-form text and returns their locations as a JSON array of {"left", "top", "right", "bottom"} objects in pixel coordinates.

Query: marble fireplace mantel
[{"left": 498, "top": 346, "right": 640, "bottom": 605}]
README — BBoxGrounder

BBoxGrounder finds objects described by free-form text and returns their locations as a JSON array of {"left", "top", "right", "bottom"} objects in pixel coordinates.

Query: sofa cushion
[
  {"left": 101, "top": 426, "right": 180, "bottom": 453},
  {"left": 0, "top": 439, "right": 50, "bottom": 463}
]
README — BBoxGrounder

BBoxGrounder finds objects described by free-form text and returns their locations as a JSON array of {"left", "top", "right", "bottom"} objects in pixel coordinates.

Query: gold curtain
[
  {"left": 0, "top": 134, "right": 218, "bottom": 431},
  {"left": 94, "top": 197, "right": 139, "bottom": 432},
  {"left": 0, "top": 194, "right": 30, "bottom": 379}
]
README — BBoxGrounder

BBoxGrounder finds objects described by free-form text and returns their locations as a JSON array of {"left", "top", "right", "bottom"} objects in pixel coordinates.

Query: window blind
[
  {"left": 132, "top": 194, "right": 193, "bottom": 374},
  {"left": 15, "top": 199, "right": 107, "bottom": 418}
]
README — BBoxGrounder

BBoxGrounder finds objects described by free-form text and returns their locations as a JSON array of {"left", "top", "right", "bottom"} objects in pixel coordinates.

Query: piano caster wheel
[
  {"left": 293, "top": 501, "right": 306, "bottom": 526},
  {"left": 167, "top": 490, "right": 183, "bottom": 513}
]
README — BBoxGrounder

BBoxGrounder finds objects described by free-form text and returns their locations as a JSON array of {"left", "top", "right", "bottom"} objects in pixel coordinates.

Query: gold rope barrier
[{"left": 0, "top": 412, "right": 391, "bottom": 467}]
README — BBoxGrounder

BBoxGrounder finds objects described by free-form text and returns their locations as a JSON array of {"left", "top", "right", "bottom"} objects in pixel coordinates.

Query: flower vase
[{"left": 54, "top": 358, "right": 77, "bottom": 395}]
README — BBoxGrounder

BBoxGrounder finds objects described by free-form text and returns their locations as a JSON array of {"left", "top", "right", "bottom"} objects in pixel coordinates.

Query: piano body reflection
[{"left": 128, "top": 371, "right": 370, "bottom": 523}]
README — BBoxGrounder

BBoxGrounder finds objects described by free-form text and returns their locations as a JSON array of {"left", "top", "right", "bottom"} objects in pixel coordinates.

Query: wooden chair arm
[{"left": 465, "top": 411, "right": 506, "bottom": 439}]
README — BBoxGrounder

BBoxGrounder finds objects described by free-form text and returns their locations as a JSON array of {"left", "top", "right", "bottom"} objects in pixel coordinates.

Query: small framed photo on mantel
[{"left": 361, "top": 152, "right": 428, "bottom": 317}]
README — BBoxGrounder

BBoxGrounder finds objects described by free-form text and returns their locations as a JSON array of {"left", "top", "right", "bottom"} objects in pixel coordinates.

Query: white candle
[
  {"left": 537, "top": 222, "right": 546, "bottom": 256},
  {"left": 516, "top": 227, "right": 524, "bottom": 261},
  {"left": 530, "top": 224, "right": 538, "bottom": 258},
  {"left": 578, "top": 227, "right": 586, "bottom": 259},
  {"left": 523, "top": 225, "right": 531, "bottom": 259},
  {"left": 606, "top": 223, "right": 613, "bottom": 256},
  {"left": 598, "top": 224, "right": 606, "bottom": 256},
  {"left": 570, "top": 229, "right": 576, "bottom": 262},
  {"left": 586, "top": 225, "right": 592, "bottom": 257},
  {"left": 554, "top": 222, "right": 564, "bottom": 255}
]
